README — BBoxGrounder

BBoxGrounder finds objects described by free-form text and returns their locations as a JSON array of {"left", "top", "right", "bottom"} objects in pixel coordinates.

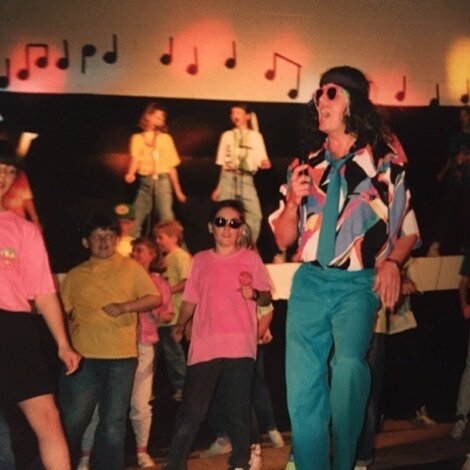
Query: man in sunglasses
[{"left": 270, "top": 66, "right": 420, "bottom": 470}]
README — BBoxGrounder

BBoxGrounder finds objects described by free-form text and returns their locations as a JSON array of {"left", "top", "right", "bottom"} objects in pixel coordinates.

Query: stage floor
[{"left": 124, "top": 420, "right": 469, "bottom": 469}]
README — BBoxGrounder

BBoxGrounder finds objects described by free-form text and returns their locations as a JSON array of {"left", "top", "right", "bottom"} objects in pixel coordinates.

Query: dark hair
[
  {"left": 0, "top": 139, "right": 23, "bottom": 171},
  {"left": 209, "top": 199, "right": 246, "bottom": 222},
  {"left": 305, "top": 65, "right": 386, "bottom": 157},
  {"left": 138, "top": 102, "right": 168, "bottom": 132},
  {"left": 82, "top": 214, "right": 120, "bottom": 238},
  {"left": 131, "top": 236, "right": 158, "bottom": 253},
  {"left": 132, "top": 236, "right": 166, "bottom": 272}
]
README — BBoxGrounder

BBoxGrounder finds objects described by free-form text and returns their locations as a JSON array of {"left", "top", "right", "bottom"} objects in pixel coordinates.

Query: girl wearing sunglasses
[
  {"left": 164, "top": 199, "right": 272, "bottom": 470},
  {"left": 271, "top": 66, "right": 420, "bottom": 470}
]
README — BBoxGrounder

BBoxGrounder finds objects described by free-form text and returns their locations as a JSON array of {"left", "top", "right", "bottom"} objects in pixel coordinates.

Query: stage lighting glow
[{"left": 446, "top": 37, "right": 470, "bottom": 103}]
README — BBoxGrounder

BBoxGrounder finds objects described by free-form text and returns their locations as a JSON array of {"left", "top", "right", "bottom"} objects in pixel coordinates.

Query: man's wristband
[{"left": 251, "top": 289, "right": 260, "bottom": 301}]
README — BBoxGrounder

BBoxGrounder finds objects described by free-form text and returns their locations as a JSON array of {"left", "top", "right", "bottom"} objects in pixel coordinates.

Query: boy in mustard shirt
[{"left": 59, "top": 214, "right": 161, "bottom": 470}]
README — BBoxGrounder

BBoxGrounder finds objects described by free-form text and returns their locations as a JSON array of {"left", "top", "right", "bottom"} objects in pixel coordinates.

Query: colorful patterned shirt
[{"left": 270, "top": 142, "right": 420, "bottom": 270}]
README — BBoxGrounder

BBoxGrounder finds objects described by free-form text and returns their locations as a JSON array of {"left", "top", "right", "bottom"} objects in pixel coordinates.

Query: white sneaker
[
  {"left": 267, "top": 429, "right": 285, "bottom": 448},
  {"left": 451, "top": 417, "right": 467, "bottom": 439},
  {"left": 200, "top": 437, "right": 232, "bottom": 458},
  {"left": 354, "top": 466, "right": 367, "bottom": 470},
  {"left": 77, "top": 455, "right": 90, "bottom": 470},
  {"left": 137, "top": 452, "right": 155, "bottom": 468},
  {"left": 249, "top": 444, "right": 262, "bottom": 470},
  {"left": 462, "top": 454, "right": 470, "bottom": 470}
]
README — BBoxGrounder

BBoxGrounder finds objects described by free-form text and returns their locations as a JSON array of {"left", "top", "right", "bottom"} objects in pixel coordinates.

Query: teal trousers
[{"left": 286, "top": 263, "right": 379, "bottom": 470}]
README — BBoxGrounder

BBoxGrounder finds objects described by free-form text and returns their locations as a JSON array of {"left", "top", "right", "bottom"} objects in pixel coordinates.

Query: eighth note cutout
[{"left": 265, "top": 52, "right": 302, "bottom": 99}]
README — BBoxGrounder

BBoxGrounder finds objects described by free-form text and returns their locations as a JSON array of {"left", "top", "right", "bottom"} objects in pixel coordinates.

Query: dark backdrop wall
[
  {"left": 0, "top": 93, "right": 468, "bottom": 464},
  {"left": 0, "top": 92, "right": 462, "bottom": 271}
]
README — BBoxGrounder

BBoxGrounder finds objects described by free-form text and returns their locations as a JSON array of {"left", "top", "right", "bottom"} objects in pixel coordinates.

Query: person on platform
[
  {"left": 125, "top": 102, "right": 187, "bottom": 237},
  {"left": 270, "top": 66, "right": 420, "bottom": 470},
  {"left": 0, "top": 139, "right": 81, "bottom": 470},
  {"left": 211, "top": 104, "right": 271, "bottom": 244}
]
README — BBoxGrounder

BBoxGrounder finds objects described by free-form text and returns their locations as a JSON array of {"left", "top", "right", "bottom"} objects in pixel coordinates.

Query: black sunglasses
[
  {"left": 314, "top": 85, "right": 346, "bottom": 106},
  {"left": 213, "top": 216, "right": 243, "bottom": 229}
]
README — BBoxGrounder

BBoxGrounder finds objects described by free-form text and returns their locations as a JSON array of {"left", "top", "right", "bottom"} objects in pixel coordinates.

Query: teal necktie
[{"left": 316, "top": 154, "right": 351, "bottom": 267}]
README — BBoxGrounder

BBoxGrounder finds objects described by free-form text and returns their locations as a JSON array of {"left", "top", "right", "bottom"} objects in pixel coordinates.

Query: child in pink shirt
[{"left": 164, "top": 199, "right": 272, "bottom": 470}]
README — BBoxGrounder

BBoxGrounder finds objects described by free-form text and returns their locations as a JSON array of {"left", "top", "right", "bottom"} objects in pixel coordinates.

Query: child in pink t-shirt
[{"left": 164, "top": 199, "right": 272, "bottom": 470}]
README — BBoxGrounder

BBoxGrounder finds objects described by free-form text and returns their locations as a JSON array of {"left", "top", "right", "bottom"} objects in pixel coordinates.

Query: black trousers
[{"left": 165, "top": 357, "right": 254, "bottom": 470}]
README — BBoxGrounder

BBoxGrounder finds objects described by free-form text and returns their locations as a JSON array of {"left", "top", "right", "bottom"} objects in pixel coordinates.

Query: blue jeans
[
  {"left": 286, "top": 264, "right": 378, "bottom": 470},
  {"left": 158, "top": 326, "right": 186, "bottom": 391},
  {"left": 59, "top": 358, "right": 137, "bottom": 470},
  {"left": 0, "top": 411, "right": 15, "bottom": 470},
  {"left": 165, "top": 358, "right": 254, "bottom": 470},
  {"left": 132, "top": 174, "right": 174, "bottom": 237}
]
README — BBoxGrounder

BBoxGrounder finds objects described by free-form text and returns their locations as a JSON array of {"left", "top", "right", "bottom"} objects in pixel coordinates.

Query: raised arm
[{"left": 272, "top": 162, "right": 310, "bottom": 251}]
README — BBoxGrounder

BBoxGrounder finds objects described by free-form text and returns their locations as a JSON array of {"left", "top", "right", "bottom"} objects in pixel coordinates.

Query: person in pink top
[
  {"left": 130, "top": 236, "right": 174, "bottom": 468},
  {"left": 164, "top": 199, "right": 272, "bottom": 470},
  {"left": 0, "top": 139, "right": 81, "bottom": 470}
]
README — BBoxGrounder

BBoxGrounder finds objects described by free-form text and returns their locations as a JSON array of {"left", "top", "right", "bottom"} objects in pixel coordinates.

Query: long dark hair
[{"left": 302, "top": 68, "right": 387, "bottom": 158}]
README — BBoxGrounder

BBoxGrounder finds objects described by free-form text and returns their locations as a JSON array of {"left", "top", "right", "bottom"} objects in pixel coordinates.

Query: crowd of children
[
  {"left": 2, "top": 95, "right": 467, "bottom": 470},
  {"left": 0, "top": 124, "right": 284, "bottom": 470}
]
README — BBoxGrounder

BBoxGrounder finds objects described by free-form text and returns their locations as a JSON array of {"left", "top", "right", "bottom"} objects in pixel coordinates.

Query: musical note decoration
[
  {"left": 460, "top": 79, "right": 469, "bottom": 105},
  {"left": 160, "top": 37, "right": 173, "bottom": 65},
  {"left": 56, "top": 39, "right": 70, "bottom": 70},
  {"left": 225, "top": 41, "right": 237, "bottom": 69},
  {"left": 429, "top": 83, "right": 440, "bottom": 107},
  {"left": 17, "top": 43, "right": 49, "bottom": 80},
  {"left": 81, "top": 43, "right": 97, "bottom": 73},
  {"left": 395, "top": 75, "right": 406, "bottom": 102},
  {"left": 0, "top": 59, "right": 10, "bottom": 89},
  {"left": 186, "top": 47, "right": 199, "bottom": 75},
  {"left": 264, "top": 52, "right": 302, "bottom": 99},
  {"left": 103, "top": 34, "right": 118, "bottom": 64}
]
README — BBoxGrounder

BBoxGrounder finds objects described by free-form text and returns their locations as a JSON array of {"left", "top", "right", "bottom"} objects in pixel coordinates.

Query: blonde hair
[
  {"left": 155, "top": 220, "right": 184, "bottom": 246},
  {"left": 138, "top": 102, "right": 168, "bottom": 132}
]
